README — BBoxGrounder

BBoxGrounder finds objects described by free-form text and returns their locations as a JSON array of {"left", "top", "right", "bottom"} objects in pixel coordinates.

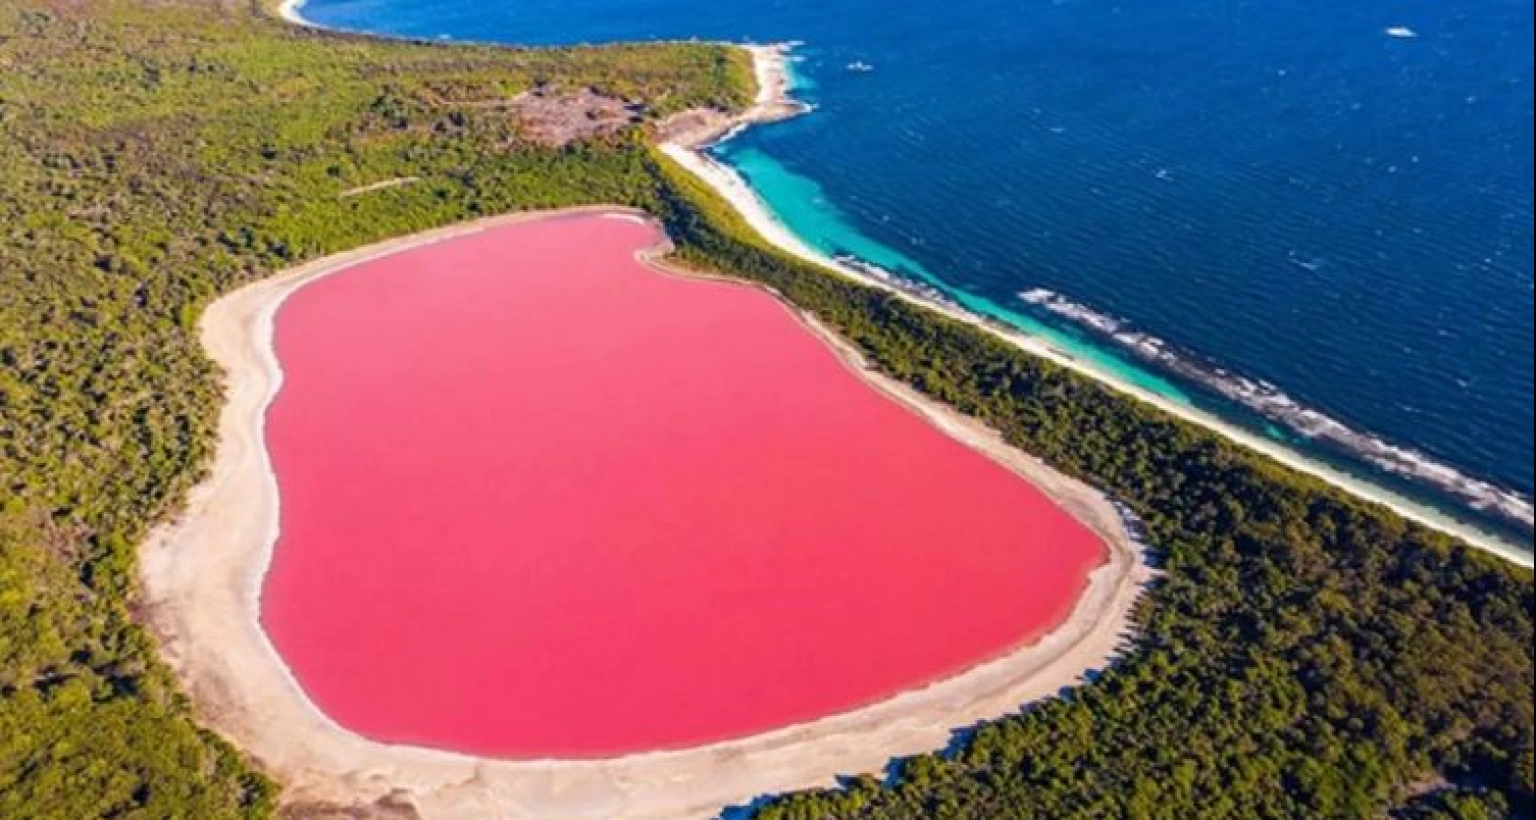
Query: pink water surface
[{"left": 261, "top": 214, "right": 1104, "bottom": 757}]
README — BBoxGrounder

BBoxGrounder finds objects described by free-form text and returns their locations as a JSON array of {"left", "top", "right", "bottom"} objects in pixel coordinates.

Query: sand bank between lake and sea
[
  {"left": 660, "top": 45, "right": 1533, "bottom": 569},
  {"left": 138, "top": 207, "right": 1150, "bottom": 820}
]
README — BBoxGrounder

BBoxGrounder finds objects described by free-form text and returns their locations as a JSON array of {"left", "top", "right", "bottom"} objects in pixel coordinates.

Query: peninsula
[{"left": 0, "top": 3, "right": 1529, "bottom": 820}]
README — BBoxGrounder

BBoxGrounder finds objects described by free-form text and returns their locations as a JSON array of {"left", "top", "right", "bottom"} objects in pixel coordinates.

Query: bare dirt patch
[{"left": 510, "top": 86, "right": 643, "bottom": 146}]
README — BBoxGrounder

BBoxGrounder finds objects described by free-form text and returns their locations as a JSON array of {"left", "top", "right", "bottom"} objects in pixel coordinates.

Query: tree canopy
[{"left": 0, "top": 1, "right": 1530, "bottom": 818}]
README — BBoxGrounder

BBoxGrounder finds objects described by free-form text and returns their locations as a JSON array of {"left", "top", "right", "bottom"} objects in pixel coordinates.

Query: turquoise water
[
  {"left": 721, "top": 144, "right": 1192, "bottom": 399},
  {"left": 299, "top": 0, "right": 1534, "bottom": 544}
]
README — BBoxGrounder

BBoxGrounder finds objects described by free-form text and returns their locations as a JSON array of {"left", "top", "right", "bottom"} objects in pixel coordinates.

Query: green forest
[{"left": 0, "top": 1, "right": 1531, "bottom": 819}]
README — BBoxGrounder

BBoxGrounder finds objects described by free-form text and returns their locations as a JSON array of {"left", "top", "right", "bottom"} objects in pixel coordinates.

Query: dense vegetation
[
  {"left": 1, "top": 0, "right": 1530, "bottom": 818},
  {"left": 0, "top": 2, "right": 745, "bottom": 816},
  {"left": 653, "top": 156, "right": 1535, "bottom": 819}
]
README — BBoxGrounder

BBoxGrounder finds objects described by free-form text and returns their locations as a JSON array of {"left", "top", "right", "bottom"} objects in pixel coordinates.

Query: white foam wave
[
  {"left": 835, "top": 255, "right": 955, "bottom": 307},
  {"left": 1019, "top": 288, "right": 1535, "bottom": 531}
]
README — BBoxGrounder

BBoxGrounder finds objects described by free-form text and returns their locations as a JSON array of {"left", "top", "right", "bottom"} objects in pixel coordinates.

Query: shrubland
[{"left": 0, "top": 1, "right": 1529, "bottom": 817}]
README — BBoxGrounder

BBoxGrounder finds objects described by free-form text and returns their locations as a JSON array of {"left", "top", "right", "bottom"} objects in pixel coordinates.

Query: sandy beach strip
[
  {"left": 661, "top": 46, "right": 1533, "bottom": 569},
  {"left": 137, "top": 206, "right": 1150, "bottom": 820},
  {"left": 275, "top": 0, "right": 311, "bottom": 26}
]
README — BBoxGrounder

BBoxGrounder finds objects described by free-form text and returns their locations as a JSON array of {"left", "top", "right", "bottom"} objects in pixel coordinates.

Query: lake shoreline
[{"left": 138, "top": 207, "right": 1150, "bottom": 820}]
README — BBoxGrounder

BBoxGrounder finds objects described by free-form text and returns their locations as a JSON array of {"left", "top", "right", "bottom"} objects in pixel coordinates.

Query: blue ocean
[{"left": 301, "top": 0, "right": 1534, "bottom": 546}]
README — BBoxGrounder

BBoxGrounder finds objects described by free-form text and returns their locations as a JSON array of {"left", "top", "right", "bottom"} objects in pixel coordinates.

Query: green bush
[{"left": 0, "top": 1, "right": 1529, "bottom": 818}]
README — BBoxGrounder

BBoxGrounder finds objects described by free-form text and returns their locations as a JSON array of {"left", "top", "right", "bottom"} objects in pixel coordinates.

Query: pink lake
[{"left": 260, "top": 213, "right": 1104, "bottom": 757}]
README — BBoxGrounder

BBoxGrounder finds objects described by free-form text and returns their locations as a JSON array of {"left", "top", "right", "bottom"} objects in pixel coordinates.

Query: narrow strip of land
[
  {"left": 137, "top": 207, "right": 1148, "bottom": 820},
  {"left": 658, "top": 45, "right": 1533, "bottom": 568}
]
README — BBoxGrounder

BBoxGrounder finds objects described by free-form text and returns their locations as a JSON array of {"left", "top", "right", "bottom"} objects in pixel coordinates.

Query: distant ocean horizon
[{"left": 297, "top": 0, "right": 1534, "bottom": 550}]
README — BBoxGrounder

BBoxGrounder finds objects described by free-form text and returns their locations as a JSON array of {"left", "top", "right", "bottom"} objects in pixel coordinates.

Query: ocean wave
[
  {"left": 834, "top": 254, "right": 958, "bottom": 308},
  {"left": 1018, "top": 288, "right": 1536, "bottom": 531}
]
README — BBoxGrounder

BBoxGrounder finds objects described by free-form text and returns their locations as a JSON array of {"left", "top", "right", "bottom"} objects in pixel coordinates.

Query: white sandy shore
[
  {"left": 139, "top": 207, "right": 1150, "bottom": 820},
  {"left": 660, "top": 46, "right": 1533, "bottom": 569},
  {"left": 276, "top": 0, "right": 311, "bottom": 26}
]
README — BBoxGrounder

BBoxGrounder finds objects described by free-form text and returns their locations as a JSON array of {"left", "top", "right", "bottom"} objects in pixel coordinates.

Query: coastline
[
  {"left": 656, "top": 42, "right": 810, "bottom": 148},
  {"left": 276, "top": 0, "right": 310, "bottom": 26},
  {"left": 137, "top": 207, "right": 1150, "bottom": 820},
  {"left": 659, "top": 45, "right": 1534, "bottom": 569}
]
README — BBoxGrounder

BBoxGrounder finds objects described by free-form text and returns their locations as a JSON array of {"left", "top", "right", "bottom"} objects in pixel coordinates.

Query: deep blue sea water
[{"left": 301, "top": 0, "right": 1534, "bottom": 544}]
